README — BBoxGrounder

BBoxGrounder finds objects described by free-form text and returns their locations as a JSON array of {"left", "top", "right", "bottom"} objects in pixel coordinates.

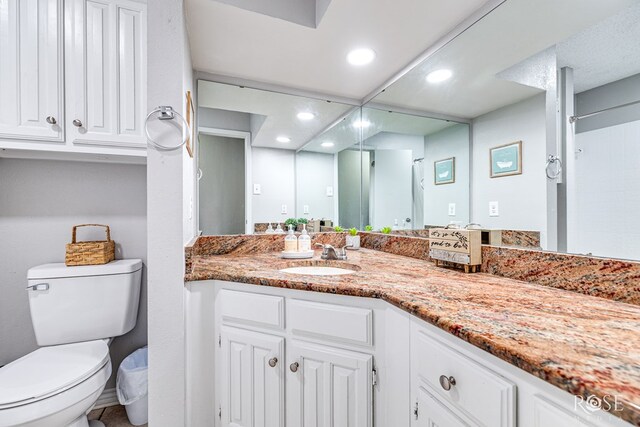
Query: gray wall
[
  {"left": 575, "top": 73, "right": 640, "bottom": 133},
  {"left": 424, "top": 124, "right": 470, "bottom": 227},
  {"left": 251, "top": 148, "right": 296, "bottom": 224},
  {"left": 199, "top": 135, "right": 246, "bottom": 234},
  {"left": 471, "top": 93, "right": 548, "bottom": 247},
  {"left": 198, "top": 107, "right": 251, "bottom": 132},
  {"left": 295, "top": 151, "right": 335, "bottom": 221},
  {"left": 0, "top": 158, "right": 147, "bottom": 388}
]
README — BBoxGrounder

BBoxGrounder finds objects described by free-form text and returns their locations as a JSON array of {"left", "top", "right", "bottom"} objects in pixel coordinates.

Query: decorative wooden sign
[{"left": 429, "top": 228, "right": 481, "bottom": 273}]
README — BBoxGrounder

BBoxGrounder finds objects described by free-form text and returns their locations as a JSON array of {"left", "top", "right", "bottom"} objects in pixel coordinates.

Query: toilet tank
[{"left": 27, "top": 259, "right": 143, "bottom": 346}]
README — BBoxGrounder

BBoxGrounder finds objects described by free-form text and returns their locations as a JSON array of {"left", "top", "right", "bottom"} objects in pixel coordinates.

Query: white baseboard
[{"left": 94, "top": 387, "right": 119, "bottom": 409}]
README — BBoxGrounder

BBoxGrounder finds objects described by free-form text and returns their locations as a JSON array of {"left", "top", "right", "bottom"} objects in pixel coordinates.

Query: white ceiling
[
  {"left": 556, "top": 3, "right": 640, "bottom": 93},
  {"left": 371, "top": 0, "right": 638, "bottom": 119},
  {"left": 185, "top": 0, "right": 488, "bottom": 100},
  {"left": 302, "top": 107, "right": 457, "bottom": 153},
  {"left": 198, "top": 81, "right": 353, "bottom": 150}
]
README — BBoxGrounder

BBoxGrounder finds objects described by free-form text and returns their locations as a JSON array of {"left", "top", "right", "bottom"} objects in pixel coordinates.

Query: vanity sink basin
[{"left": 279, "top": 266, "right": 357, "bottom": 276}]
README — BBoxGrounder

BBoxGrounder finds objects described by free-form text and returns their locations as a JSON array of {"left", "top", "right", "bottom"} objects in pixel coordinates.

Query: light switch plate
[
  {"left": 253, "top": 184, "right": 261, "bottom": 195},
  {"left": 326, "top": 186, "right": 334, "bottom": 197},
  {"left": 303, "top": 205, "right": 310, "bottom": 214},
  {"left": 448, "top": 203, "right": 456, "bottom": 216},
  {"left": 489, "top": 201, "right": 499, "bottom": 217},
  {"left": 281, "top": 204, "right": 287, "bottom": 214}
]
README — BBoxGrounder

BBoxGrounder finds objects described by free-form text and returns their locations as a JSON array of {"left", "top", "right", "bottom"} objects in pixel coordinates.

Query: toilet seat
[{"left": 0, "top": 340, "right": 109, "bottom": 409}]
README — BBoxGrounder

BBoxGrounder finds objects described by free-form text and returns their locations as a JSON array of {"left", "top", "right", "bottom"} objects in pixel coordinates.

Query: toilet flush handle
[{"left": 26, "top": 283, "right": 50, "bottom": 291}]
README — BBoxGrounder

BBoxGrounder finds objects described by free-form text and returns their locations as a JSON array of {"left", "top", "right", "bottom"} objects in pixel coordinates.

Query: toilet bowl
[
  {"left": 0, "top": 340, "right": 111, "bottom": 427},
  {"left": 0, "top": 259, "right": 142, "bottom": 427}
]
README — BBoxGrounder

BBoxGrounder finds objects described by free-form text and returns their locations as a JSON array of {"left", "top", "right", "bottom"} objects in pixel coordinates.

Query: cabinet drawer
[
  {"left": 287, "top": 299, "right": 373, "bottom": 347},
  {"left": 218, "top": 290, "right": 284, "bottom": 330},
  {"left": 413, "top": 327, "right": 515, "bottom": 427}
]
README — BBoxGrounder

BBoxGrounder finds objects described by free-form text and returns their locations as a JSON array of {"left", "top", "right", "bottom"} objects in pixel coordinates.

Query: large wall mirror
[
  {"left": 196, "top": 80, "right": 358, "bottom": 235},
  {"left": 197, "top": 0, "right": 640, "bottom": 263},
  {"left": 365, "top": 0, "right": 640, "bottom": 261}
]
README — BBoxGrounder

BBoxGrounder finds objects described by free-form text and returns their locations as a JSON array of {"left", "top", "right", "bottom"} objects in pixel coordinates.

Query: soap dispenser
[
  {"left": 265, "top": 223, "right": 275, "bottom": 234},
  {"left": 275, "top": 223, "right": 284, "bottom": 234},
  {"left": 284, "top": 224, "right": 298, "bottom": 252},
  {"left": 298, "top": 224, "right": 311, "bottom": 251}
]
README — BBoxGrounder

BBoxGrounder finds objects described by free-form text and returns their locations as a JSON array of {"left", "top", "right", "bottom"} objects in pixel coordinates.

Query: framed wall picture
[
  {"left": 185, "top": 90, "right": 195, "bottom": 158},
  {"left": 434, "top": 157, "right": 455, "bottom": 185},
  {"left": 490, "top": 141, "right": 522, "bottom": 178}
]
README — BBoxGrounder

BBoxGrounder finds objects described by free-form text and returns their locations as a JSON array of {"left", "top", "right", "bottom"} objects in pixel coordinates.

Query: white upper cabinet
[
  {"left": 0, "top": 0, "right": 64, "bottom": 141},
  {"left": 65, "top": 0, "right": 147, "bottom": 149}
]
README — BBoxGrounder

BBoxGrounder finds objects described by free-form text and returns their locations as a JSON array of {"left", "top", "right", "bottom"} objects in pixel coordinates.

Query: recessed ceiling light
[
  {"left": 347, "top": 48, "right": 376, "bottom": 66},
  {"left": 321, "top": 141, "right": 335, "bottom": 148},
  {"left": 297, "top": 112, "right": 315, "bottom": 121},
  {"left": 353, "top": 120, "right": 371, "bottom": 129},
  {"left": 426, "top": 69, "right": 452, "bottom": 84},
  {"left": 276, "top": 136, "right": 291, "bottom": 143}
]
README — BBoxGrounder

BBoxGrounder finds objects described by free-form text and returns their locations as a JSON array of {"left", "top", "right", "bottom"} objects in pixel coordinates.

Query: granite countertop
[{"left": 185, "top": 248, "right": 640, "bottom": 425}]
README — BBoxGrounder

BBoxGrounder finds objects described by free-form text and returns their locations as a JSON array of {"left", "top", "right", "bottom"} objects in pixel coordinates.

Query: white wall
[
  {"left": 147, "top": 0, "right": 194, "bottom": 425},
  {"left": 471, "top": 93, "right": 548, "bottom": 247},
  {"left": 0, "top": 158, "right": 147, "bottom": 389},
  {"left": 295, "top": 151, "right": 335, "bottom": 221},
  {"left": 251, "top": 147, "right": 296, "bottom": 225},
  {"left": 424, "top": 124, "right": 470, "bottom": 227}
]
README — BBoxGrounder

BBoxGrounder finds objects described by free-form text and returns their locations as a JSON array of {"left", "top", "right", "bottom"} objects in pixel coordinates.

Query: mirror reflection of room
[{"left": 359, "top": 107, "right": 470, "bottom": 234}]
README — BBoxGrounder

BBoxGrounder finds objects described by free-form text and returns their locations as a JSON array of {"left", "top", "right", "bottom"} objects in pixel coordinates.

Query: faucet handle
[{"left": 340, "top": 244, "right": 353, "bottom": 254}]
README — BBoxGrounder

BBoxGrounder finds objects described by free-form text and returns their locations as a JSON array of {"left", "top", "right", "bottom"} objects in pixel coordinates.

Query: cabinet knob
[
  {"left": 72, "top": 119, "right": 83, "bottom": 128},
  {"left": 46, "top": 116, "right": 57, "bottom": 125},
  {"left": 289, "top": 362, "right": 299, "bottom": 373},
  {"left": 268, "top": 357, "right": 278, "bottom": 368},
  {"left": 439, "top": 375, "right": 456, "bottom": 391}
]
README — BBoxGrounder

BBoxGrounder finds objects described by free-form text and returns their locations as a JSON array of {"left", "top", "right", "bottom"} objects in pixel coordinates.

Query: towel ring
[
  {"left": 545, "top": 155, "right": 562, "bottom": 179},
  {"left": 145, "top": 106, "right": 190, "bottom": 151}
]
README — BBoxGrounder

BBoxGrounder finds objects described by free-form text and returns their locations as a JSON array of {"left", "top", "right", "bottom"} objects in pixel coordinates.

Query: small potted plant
[
  {"left": 333, "top": 225, "right": 344, "bottom": 232},
  {"left": 284, "top": 218, "right": 299, "bottom": 231},
  {"left": 346, "top": 227, "right": 360, "bottom": 250},
  {"left": 381, "top": 226, "right": 392, "bottom": 234},
  {"left": 297, "top": 217, "right": 308, "bottom": 232},
  {"left": 364, "top": 225, "right": 373, "bottom": 232}
]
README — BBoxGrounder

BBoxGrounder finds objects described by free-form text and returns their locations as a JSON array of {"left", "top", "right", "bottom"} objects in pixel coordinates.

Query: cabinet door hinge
[
  {"left": 371, "top": 367, "right": 378, "bottom": 387},
  {"left": 413, "top": 400, "right": 419, "bottom": 420},
  {"left": 218, "top": 405, "right": 222, "bottom": 419},
  {"left": 218, "top": 333, "right": 221, "bottom": 347}
]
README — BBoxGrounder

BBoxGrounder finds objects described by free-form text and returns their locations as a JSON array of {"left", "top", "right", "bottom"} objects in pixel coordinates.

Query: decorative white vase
[{"left": 346, "top": 235, "right": 360, "bottom": 250}]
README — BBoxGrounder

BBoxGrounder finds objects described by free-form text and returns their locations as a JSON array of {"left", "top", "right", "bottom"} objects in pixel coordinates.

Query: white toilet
[{"left": 0, "top": 259, "right": 143, "bottom": 427}]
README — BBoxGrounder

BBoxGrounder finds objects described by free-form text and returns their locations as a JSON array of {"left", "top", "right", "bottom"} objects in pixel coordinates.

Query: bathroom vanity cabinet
[
  {"left": 186, "top": 280, "right": 631, "bottom": 427},
  {"left": 0, "top": 0, "right": 147, "bottom": 160}
]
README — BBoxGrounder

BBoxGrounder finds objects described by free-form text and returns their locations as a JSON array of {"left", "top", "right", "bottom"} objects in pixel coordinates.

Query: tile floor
[{"left": 88, "top": 405, "right": 147, "bottom": 427}]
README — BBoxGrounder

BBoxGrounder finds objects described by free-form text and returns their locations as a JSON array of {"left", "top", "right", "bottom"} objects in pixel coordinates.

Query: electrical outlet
[
  {"left": 489, "top": 201, "right": 499, "bottom": 217},
  {"left": 448, "top": 203, "right": 456, "bottom": 216},
  {"left": 281, "top": 204, "right": 287, "bottom": 214},
  {"left": 303, "top": 205, "right": 310, "bottom": 214},
  {"left": 326, "top": 186, "right": 334, "bottom": 197},
  {"left": 253, "top": 184, "right": 261, "bottom": 195}
]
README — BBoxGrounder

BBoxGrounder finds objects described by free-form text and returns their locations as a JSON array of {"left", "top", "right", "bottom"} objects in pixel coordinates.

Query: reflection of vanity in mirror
[{"left": 195, "top": 0, "right": 640, "bottom": 263}]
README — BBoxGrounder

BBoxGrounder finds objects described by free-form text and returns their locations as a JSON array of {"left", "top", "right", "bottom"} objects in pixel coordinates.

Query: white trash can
[{"left": 116, "top": 347, "right": 148, "bottom": 426}]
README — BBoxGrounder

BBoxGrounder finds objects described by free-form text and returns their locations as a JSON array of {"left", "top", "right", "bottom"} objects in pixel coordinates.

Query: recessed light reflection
[
  {"left": 353, "top": 120, "right": 371, "bottom": 129},
  {"left": 426, "top": 69, "right": 452, "bottom": 84},
  {"left": 297, "top": 112, "right": 315, "bottom": 121},
  {"left": 276, "top": 136, "right": 291, "bottom": 143},
  {"left": 321, "top": 141, "right": 335, "bottom": 148},
  {"left": 347, "top": 48, "right": 376, "bottom": 66}
]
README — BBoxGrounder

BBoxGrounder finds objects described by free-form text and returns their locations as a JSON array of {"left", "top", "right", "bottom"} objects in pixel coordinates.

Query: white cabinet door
[
  {"left": 0, "top": 0, "right": 63, "bottom": 141},
  {"left": 65, "top": 0, "right": 146, "bottom": 149},
  {"left": 219, "top": 326, "right": 284, "bottom": 427},
  {"left": 415, "top": 384, "right": 470, "bottom": 427},
  {"left": 287, "top": 340, "right": 373, "bottom": 427}
]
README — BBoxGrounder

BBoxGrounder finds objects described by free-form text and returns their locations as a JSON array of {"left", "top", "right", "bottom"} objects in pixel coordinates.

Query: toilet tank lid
[{"left": 28, "top": 259, "right": 143, "bottom": 280}]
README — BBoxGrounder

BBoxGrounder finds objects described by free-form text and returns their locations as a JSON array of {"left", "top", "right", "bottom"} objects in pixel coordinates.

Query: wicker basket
[{"left": 65, "top": 224, "right": 115, "bottom": 266}]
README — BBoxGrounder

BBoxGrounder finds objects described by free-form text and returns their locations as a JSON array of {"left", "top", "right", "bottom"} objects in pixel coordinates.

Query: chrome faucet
[{"left": 315, "top": 243, "right": 352, "bottom": 260}]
